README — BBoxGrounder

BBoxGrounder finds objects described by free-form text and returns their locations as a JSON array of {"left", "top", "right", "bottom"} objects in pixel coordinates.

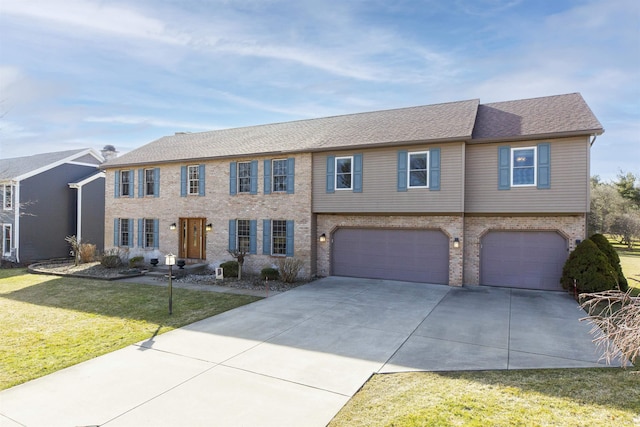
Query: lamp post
[{"left": 165, "top": 253, "right": 176, "bottom": 315}]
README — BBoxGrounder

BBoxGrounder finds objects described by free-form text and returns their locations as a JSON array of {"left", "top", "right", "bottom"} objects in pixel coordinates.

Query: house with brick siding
[{"left": 101, "top": 93, "right": 602, "bottom": 290}]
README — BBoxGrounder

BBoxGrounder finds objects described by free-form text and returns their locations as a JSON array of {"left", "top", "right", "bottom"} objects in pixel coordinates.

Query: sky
[{"left": 0, "top": 0, "right": 638, "bottom": 181}]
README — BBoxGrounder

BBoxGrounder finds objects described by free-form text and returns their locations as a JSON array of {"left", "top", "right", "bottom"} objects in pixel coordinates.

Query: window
[
  {"left": 238, "top": 162, "right": 252, "bottom": 193},
  {"left": 119, "top": 218, "right": 131, "bottom": 247},
  {"left": 3, "top": 185, "right": 11, "bottom": 210},
  {"left": 2, "top": 224, "right": 11, "bottom": 256},
  {"left": 272, "top": 220, "right": 287, "bottom": 255},
  {"left": 272, "top": 159, "right": 288, "bottom": 192},
  {"left": 336, "top": 156, "right": 353, "bottom": 190},
  {"left": 236, "top": 220, "right": 250, "bottom": 252},
  {"left": 144, "top": 219, "right": 156, "bottom": 248},
  {"left": 188, "top": 165, "right": 200, "bottom": 195},
  {"left": 408, "top": 151, "right": 429, "bottom": 188},
  {"left": 144, "top": 169, "right": 155, "bottom": 196},
  {"left": 512, "top": 147, "right": 537, "bottom": 186},
  {"left": 120, "top": 171, "right": 131, "bottom": 196}
]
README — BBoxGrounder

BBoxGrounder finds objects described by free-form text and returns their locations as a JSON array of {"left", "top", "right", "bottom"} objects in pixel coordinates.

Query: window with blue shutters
[
  {"left": 499, "top": 144, "right": 551, "bottom": 190},
  {"left": 229, "top": 219, "right": 257, "bottom": 254},
  {"left": 266, "top": 158, "right": 296, "bottom": 194},
  {"left": 139, "top": 218, "right": 158, "bottom": 248},
  {"left": 181, "top": 165, "right": 205, "bottom": 196},
  {"left": 398, "top": 149, "right": 440, "bottom": 191},
  {"left": 263, "top": 219, "right": 294, "bottom": 257},
  {"left": 115, "top": 218, "right": 134, "bottom": 247},
  {"left": 117, "top": 170, "right": 133, "bottom": 197}
]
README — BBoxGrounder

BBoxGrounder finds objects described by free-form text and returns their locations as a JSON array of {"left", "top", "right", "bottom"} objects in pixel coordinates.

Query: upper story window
[
  {"left": 188, "top": 165, "right": 200, "bottom": 195},
  {"left": 511, "top": 147, "right": 537, "bottom": 187},
  {"left": 3, "top": 185, "right": 12, "bottom": 210},
  {"left": 336, "top": 156, "right": 353, "bottom": 190},
  {"left": 238, "top": 162, "right": 252, "bottom": 193},
  {"left": 408, "top": 151, "right": 429, "bottom": 188},
  {"left": 272, "top": 159, "right": 288, "bottom": 192},
  {"left": 120, "top": 171, "right": 131, "bottom": 196},
  {"left": 144, "top": 169, "right": 155, "bottom": 196}
]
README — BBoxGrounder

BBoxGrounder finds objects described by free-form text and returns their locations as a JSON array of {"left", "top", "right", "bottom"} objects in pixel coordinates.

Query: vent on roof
[{"left": 175, "top": 132, "right": 191, "bottom": 135}]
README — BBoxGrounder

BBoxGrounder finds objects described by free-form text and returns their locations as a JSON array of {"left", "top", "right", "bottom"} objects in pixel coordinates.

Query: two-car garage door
[
  {"left": 480, "top": 231, "right": 568, "bottom": 291},
  {"left": 332, "top": 228, "right": 449, "bottom": 284}
]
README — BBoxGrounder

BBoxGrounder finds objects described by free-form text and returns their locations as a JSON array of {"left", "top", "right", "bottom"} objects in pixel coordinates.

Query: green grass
[
  {"left": 0, "top": 269, "right": 260, "bottom": 390},
  {"left": 330, "top": 369, "right": 640, "bottom": 427}
]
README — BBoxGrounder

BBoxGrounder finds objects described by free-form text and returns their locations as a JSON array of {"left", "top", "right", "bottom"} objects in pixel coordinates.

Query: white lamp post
[{"left": 165, "top": 253, "right": 176, "bottom": 314}]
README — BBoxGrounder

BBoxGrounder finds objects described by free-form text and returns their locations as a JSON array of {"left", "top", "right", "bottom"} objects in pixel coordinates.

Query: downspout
[
  {"left": 590, "top": 135, "right": 597, "bottom": 147},
  {"left": 74, "top": 184, "right": 83, "bottom": 242},
  {"left": 14, "top": 181, "right": 20, "bottom": 263}
]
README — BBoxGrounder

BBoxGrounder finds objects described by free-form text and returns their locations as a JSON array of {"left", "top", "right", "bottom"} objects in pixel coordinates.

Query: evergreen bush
[
  {"left": 260, "top": 267, "right": 280, "bottom": 280},
  {"left": 220, "top": 261, "right": 239, "bottom": 278},
  {"left": 560, "top": 239, "right": 618, "bottom": 294},
  {"left": 589, "top": 234, "right": 628, "bottom": 291}
]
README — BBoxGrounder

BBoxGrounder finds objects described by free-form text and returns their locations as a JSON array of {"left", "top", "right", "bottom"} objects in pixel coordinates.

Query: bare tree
[
  {"left": 580, "top": 290, "right": 639, "bottom": 366},
  {"left": 227, "top": 248, "right": 248, "bottom": 280}
]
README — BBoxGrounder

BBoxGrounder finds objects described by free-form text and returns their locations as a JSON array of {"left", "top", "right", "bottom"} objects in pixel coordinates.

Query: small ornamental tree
[
  {"left": 589, "top": 233, "right": 628, "bottom": 291},
  {"left": 561, "top": 239, "right": 618, "bottom": 294}
]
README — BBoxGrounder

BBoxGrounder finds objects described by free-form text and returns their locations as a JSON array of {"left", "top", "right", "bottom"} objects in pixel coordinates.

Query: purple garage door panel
[
  {"left": 481, "top": 231, "right": 567, "bottom": 290},
  {"left": 332, "top": 228, "right": 449, "bottom": 284}
]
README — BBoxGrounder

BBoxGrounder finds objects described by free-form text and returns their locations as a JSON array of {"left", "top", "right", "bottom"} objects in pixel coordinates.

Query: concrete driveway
[{"left": 0, "top": 277, "right": 621, "bottom": 427}]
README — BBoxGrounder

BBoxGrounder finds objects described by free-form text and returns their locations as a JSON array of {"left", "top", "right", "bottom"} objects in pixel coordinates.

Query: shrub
[
  {"left": 101, "top": 255, "right": 122, "bottom": 269},
  {"left": 78, "top": 243, "right": 96, "bottom": 263},
  {"left": 128, "top": 256, "right": 145, "bottom": 268},
  {"left": 277, "top": 258, "right": 303, "bottom": 283},
  {"left": 220, "top": 261, "right": 239, "bottom": 278},
  {"left": 260, "top": 267, "right": 280, "bottom": 281},
  {"left": 560, "top": 239, "right": 618, "bottom": 294},
  {"left": 589, "top": 234, "right": 628, "bottom": 291}
]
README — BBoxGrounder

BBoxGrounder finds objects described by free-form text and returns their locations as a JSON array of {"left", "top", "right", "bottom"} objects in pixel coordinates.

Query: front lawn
[
  {"left": 617, "top": 244, "right": 640, "bottom": 294},
  {"left": 0, "top": 269, "right": 260, "bottom": 390},
  {"left": 330, "top": 369, "right": 640, "bottom": 427}
]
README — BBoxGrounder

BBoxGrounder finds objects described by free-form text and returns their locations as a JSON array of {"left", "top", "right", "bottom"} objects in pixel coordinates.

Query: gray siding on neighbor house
[
  {"left": 19, "top": 164, "right": 99, "bottom": 261},
  {"left": 464, "top": 137, "right": 590, "bottom": 213},
  {"left": 80, "top": 177, "right": 105, "bottom": 250},
  {"left": 312, "top": 142, "right": 465, "bottom": 213}
]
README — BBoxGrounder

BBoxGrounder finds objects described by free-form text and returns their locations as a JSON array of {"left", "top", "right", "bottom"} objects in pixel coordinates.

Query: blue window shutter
[
  {"left": 198, "top": 164, "right": 205, "bottom": 196},
  {"left": 353, "top": 154, "right": 363, "bottom": 193},
  {"left": 153, "top": 219, "right": 159, "bottom": 248},
  {"left": 138, "top": 218, "right": 144, "bottom": 247},
  {"left": 287, "top": 157, "right": 295, "bottom": 194},
  {"left": 263, "top": 219, "right": 271, "bottom": 255},
  {"left": 154, "top": 168, "right": 160, "bottom": 197},
  {"left": 326, "top": 156, "right": 335, "bottom": 193},
  {"left": 263, "top": 160, "right": 271, "bottom": 195},
  {"left": 250, "top": 160, "right": 258, "bottom": 195},
  {"left": 113, "top": 218, "right": 119, "bottom": 246},
  {"left": 114, "top": 171, "right": 120, "bottom": 198},
  {"left": 228, "top": 220, "right": 236, "bottom": 251},
  {"left": 429, "top": 148, "right": 441, "bottom": 191},
  {"left": 249, "top": 220, "right": 257, "bottom": 254},
  {"left": 397, "top": 151, "right": 408, "bottom": 191},
  {"left": 498, "top": 146, "right": 511, "bottom": 190},
  {"left": 128, "top": 219, "right": 134, "bottom": 247},
  {"left": 138, "top": 169, "right": 143, "bottom": 197},
  {"left": 128, "top": 171, "right": 134, "bottom": 198},
  {"left": 229, "top": 162, "right": 237, "bottom": 195},
  {"left": 286, "top": 220, "right": 294, "bottom": 257},
  {"left": 537, "top": 143, "right": 551, "bottom": 189},
  {"left": 180, "top": 166, "right": 187, "bottom": 197}
]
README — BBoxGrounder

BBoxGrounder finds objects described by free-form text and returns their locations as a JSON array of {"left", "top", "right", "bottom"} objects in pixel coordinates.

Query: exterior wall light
[
  {"left": 206, "top": 223, "right": 213, "bottom": 232},
  {"left": 319, "top": 233, "right": 327, "bottom": 243},
  {"left": 169, "top": 223, "right": 177, "bottom": 230},
  {"left": 453, "top": 237, "right": 460, "bottom": 249}
]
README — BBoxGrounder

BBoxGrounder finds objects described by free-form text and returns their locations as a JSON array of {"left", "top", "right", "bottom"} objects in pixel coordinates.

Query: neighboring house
[
  {"left": 0, "top": 149, "right": 106, "bottom": 263},
  {"left": 101, "top": 93, "right": 603, "bottom": 291}
]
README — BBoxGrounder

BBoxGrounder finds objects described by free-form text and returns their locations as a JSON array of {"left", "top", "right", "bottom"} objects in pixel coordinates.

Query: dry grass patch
[
  {"left": 0, "top": 269, "right": 259, "bottom": 390},
  {"left": 330, "top": 369, "right": 640, "bottom": 427}
]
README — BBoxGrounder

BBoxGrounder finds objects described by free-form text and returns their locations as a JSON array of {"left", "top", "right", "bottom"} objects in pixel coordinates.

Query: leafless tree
[{"left": 227, "top": 248, "right": 248, "bottom": 280}]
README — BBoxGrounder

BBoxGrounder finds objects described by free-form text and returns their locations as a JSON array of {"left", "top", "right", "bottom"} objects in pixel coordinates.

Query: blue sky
[{"left": 1, "top": 0, "right": 638, "bottom": 180}]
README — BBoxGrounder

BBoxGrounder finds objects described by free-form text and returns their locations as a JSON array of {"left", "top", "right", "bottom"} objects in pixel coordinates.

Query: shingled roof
[
  {"left": 0, "top": 149, "right": 100, "bottom": 181},
  {"left": 103, "top": 93, "right": 603, "bottom": 168}
]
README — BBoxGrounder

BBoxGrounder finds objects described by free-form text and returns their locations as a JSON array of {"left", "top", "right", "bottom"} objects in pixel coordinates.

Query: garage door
[
  {"left": 480, "top": 231, "right": 568, "bottom": 290},
  {"left": 332, "top": 228, "right": 449, "bottom": 284}
]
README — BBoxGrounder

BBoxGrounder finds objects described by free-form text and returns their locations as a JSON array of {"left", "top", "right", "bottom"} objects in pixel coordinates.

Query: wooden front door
[{"left": 180, "top": 218, "right": 205, "bottom": 260}]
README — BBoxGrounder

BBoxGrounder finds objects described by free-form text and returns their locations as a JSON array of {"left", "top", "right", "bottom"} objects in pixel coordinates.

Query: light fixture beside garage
[
  {"left": 453, "top": 237, "right": 460, "bottom": 248},
  {"left": 319, "top": 233, "right": 327, "bottom": 243}
]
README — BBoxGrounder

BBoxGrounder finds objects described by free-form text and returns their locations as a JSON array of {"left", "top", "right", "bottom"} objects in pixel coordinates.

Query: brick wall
[
  {"left": 104, "top": 154, "right": 314, "bottom": 277},
  {"left": 463, "top": 215, "right": 585, "bottom": 285},
  {"left": 316, "top": 214, "right": 464, "bottom": 286}
]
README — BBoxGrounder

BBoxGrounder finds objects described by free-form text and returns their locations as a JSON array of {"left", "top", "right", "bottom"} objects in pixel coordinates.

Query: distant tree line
[{"left": 589, "top": 171, "right": 640, "bottom": 248}]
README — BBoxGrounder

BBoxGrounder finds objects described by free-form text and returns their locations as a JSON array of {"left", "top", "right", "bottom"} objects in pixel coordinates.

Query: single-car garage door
[
  {"left": 480, "top": 231, "right": 568, "bottom": 290},
  {"left": 332, "top": 228, "right": 449, "bottom": 284}
]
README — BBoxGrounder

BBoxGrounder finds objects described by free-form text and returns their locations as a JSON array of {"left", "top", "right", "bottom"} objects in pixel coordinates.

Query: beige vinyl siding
[
  {"left": 312, "top": 142, "right": 464, "bottom": 213},
  {"left": 465, "top": 137, "right": 590, "bottom": 213}
]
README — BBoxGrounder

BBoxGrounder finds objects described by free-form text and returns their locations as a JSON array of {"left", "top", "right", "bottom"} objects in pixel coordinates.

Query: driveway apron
[{"left": 0, "top": 277, "right": 621, "bottom": 427}]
